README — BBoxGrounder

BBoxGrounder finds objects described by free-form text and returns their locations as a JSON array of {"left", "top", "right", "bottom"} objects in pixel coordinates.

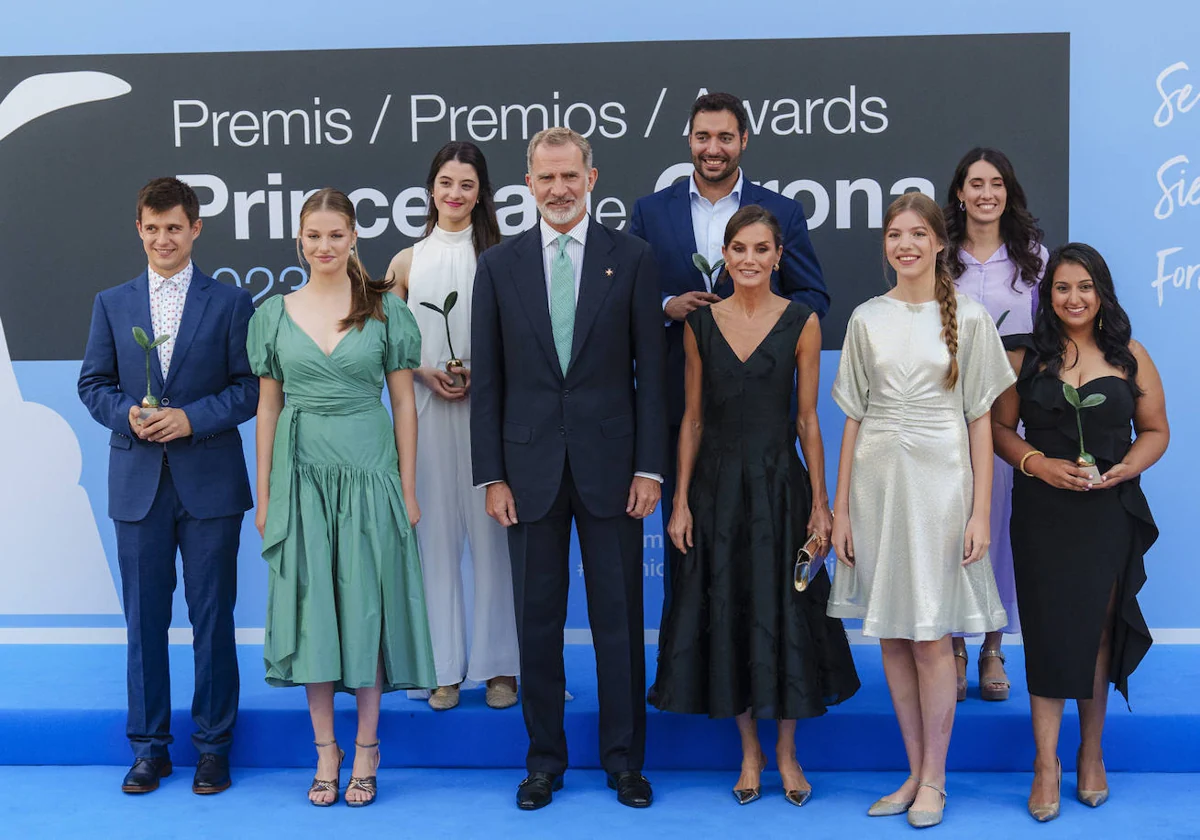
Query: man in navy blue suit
[
  {"left": 471, "top": 128, "right": 667, "bottom": 811},
  {"left": 629, "top": 92, "right": 829, "bottom": 674},
  {"left": 78, "top": 178, "right": 258, "bottom": 795}
]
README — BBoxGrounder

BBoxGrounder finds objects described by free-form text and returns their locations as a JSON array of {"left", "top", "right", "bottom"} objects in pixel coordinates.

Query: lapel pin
[{"left": 605, "top": 268, "right": 614, "bottom": 277}]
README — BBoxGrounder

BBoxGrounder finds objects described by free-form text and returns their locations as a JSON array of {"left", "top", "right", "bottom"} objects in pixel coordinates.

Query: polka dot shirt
[{"left": 148, "top": 261, "right": 192, "bottom": 378}]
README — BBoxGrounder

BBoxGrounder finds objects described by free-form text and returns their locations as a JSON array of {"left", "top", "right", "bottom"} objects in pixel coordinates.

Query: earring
[
  {"left": 774, "top": 263, "right": 780, "bottom": 272},
  {"left": 959, "top": 200, "right": 965, "bottom": 211},
  {"left": 1098, "top": 313, "right": 1104, "bottom": 331}
]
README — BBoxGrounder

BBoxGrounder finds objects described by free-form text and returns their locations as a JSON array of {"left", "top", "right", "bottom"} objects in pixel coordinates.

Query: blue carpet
[
  {"left": 2, "top": 644, "right": 1198, "bottom": 771},
  {"left": 0, "top": 768, "right": 1198, "bottom": 839}
]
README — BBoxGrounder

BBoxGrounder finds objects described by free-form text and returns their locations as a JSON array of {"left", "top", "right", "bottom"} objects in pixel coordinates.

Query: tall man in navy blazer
[
  {"left": 78, "top": 178, "right": 258, "bottom": 795},
  {"left": 471, "top": 128, "right": 667, "bottom": 811},
  {"left": 629, "top": 92, "right": 829, "bottom": 647}
]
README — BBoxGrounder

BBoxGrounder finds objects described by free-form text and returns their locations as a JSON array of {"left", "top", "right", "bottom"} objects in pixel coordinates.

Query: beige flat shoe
[
  {"left": 907, "top": 781, "right": 947, "bottom": 828},
  {"left": 486, "top": 678, "right": 518, "bottom": 709},
  {"left": 867, "top": 774, "right": 917, "bottom": 817},
  {"left": 428, "top": 684, "right": 460, "bottom": 711}
]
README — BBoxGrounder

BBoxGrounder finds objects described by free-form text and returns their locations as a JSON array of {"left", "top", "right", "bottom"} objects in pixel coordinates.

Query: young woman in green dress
[{"left": 249, "top": 188, "right": 436, "bottom": 806}]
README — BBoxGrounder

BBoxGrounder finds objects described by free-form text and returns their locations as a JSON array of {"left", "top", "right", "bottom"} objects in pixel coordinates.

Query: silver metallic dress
[{"left": 827, "top": 294, "right": 1014, "bottom": 640}]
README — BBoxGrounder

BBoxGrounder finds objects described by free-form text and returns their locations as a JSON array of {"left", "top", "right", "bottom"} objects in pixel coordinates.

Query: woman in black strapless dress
[
  {"left": 992, "top": 243, "right": 1169, "bottom": 822},
  {"left": 652, "top": 206, "right": 860, "bottom": 806}
]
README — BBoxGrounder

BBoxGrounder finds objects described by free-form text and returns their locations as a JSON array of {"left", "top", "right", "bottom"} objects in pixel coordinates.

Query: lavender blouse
[{"left": 953, "top": 244, "right": 1050, "bottom": 336}]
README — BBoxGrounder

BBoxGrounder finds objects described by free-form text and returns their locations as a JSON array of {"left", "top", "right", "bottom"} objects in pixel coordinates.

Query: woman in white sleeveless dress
[{"left": 387, "top": 142, "right": 519, "bottom": 710}]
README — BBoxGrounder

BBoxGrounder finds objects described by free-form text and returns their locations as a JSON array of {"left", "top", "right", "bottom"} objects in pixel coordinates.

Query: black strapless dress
[
  {"left": 652, "top": 302, "right": 860, "bottom": 720},
  {"left": 1009, "top": 340, "right": 1158, "bottom": 702}
]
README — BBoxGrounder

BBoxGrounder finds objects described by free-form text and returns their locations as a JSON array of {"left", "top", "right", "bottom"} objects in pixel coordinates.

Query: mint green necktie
[{"left": 550, "top": 233, "right": 576, "bottom": 374}]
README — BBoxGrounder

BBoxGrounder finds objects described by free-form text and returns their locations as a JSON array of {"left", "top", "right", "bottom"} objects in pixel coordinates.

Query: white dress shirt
[
  {"left": 148, "top": 261, "right": 193, "bottom": 378},
  {"left": 539, "top": 215, "right": 588, "bottom": 298},
  {"left": 689, "top": 168, "right": 744, "bottom": 291}
]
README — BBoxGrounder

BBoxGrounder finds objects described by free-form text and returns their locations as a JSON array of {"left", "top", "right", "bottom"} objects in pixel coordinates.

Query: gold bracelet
[{"left": 1019, "top": 449, "right": 1044, "bottom": 477}]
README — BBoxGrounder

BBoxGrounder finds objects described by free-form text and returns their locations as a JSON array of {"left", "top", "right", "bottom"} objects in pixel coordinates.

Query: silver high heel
[
  {"left": 907, "top": 781, "right": 947, "bottom": 828},
  {"left": 867, "top": 774, "right": 917, "bottom": 817}
]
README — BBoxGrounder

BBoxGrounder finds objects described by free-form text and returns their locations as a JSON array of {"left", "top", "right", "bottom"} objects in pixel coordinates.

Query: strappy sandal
[
  {"left": 308, "top": 739, "right": 344, "bottom": 807},
  {"left": 978, "top": 645, "right": 1011, "bottom": 701},
  {"left": 345, "top": 740, "right": 380, "bottom": 808},
  {"left": 954, "top": 648, "right": 968, "bottom": 702}
]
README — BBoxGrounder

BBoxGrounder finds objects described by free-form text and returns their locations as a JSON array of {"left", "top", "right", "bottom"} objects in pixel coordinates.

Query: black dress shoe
[
  {"left": 193, "top": 753, "right": 231, "bottom": 794},
  {"left": 121, "top": 756, "right": 172, "bottom": 794},
  {"left": 516, "top": 771, "right": 562, "bottom": 810},
  {"left": 608, "top": 771, "right": 653, "bottom": 808}
]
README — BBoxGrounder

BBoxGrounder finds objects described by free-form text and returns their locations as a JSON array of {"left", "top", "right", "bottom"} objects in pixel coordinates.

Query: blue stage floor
[
  {"left": 1, "top": 643, "right": 1198, "bottom": 772},
  {"left": 1, "top": 767, "right": 1198, "bottom": 839}
]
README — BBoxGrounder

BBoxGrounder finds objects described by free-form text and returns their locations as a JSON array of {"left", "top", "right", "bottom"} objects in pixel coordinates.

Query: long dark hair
[
  {"left": 1032, "top": 243, "right": 1141, "bottom": 395},
  {"left": 422, "top": 141, "right": 501, "bottom": 258},
  {"left": 296, "top": 188, "right": 393, "bottom": 331},
  {"left": 885, "top": 193, "right": 960, "bottom": 389},
  {"left": 944, "top": 147, "right": 1045, "bottom": 290}
]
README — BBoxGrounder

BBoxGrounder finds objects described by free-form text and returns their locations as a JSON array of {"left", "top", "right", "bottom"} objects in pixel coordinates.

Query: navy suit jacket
[
  {"left": 629, "top": 177, "right": 828, "bottom": 424},
  {"left": 78, "top": 268, "right": 258, "bottom": 522},
  {"left": 470, "top": 220, "right": 668, "bottom": 523}
]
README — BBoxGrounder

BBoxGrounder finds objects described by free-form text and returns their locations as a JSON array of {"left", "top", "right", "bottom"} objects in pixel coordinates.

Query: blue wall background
[{"left": 3, "top": 0, "right": 1197, "bottom": 636}]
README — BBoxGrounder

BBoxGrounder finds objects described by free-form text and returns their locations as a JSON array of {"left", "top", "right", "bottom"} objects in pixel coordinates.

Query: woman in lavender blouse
[{"left": 943, "top": 148, "right": 1049, "bottom": 702}]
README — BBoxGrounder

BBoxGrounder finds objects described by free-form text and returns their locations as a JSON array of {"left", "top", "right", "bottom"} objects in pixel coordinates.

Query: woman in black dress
[
  {"left": 653, "top": 205, "right": 860, "bottom": 806},
  {"left": 992, "top": 243, "right": 1169, "bottom": 822}
]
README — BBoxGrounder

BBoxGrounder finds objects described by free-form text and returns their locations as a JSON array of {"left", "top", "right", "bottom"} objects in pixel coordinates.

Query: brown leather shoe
[{"left": 121, "top": 756, "right": 173, "bottom": 794}]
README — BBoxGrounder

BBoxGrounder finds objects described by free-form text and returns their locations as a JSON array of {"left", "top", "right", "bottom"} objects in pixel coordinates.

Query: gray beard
[{"left": 540, "top": 198, "right": 585, "bottom": 227}]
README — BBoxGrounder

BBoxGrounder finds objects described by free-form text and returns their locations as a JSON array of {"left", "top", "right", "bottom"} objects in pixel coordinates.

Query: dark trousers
[
  {"left": 114, "top": 466, "right": 242, "bottom": 759},
  {"left": 507, "top": 462, "right": 646, "bottom": 775}
]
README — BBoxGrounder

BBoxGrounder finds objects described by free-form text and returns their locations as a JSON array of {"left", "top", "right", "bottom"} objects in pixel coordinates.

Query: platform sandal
[
  {"left": 346, "top": 740, "right": 380, "bottom": 807},
  {"left": 308, "top": 739, "right": 344, "bottom": 807},
  {"left": 978, "top": 645, "right": 1010, "bottom": 701}
]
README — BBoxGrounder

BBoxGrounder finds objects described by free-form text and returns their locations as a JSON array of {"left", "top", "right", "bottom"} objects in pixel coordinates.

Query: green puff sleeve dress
[{"left": 248, "top": 293, "right": 436, "bottom": 693}]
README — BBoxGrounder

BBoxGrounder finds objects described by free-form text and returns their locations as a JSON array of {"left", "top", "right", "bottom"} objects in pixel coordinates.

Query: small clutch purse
[{"left": 793, "top": 533, "right": 823, "bottom": 592}]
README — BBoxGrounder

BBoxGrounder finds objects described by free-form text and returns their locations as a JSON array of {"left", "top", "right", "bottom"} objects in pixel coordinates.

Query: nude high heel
[
  {"left": 1076, "top": 747, "right": 1110, "bottom": 807},
  {"left": 1028, "top": 758, "right": 1062, "bottom": 822}
]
